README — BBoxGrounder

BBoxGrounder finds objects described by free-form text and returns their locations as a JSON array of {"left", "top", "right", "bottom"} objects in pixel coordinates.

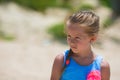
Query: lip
[{"left": 70, "top": 46, "right": 77, "bottom": 49}]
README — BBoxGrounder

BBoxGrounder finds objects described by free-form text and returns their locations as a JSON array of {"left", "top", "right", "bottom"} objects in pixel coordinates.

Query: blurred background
[{"left": 0, "top": 0, "right": 120, "bottom": 80}]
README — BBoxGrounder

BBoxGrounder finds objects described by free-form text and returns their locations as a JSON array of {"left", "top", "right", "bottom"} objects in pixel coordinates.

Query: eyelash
[
  {"left": 67, "top": 35, "right": 81, "bottom": 40},
  {"left": 76, "top": 37, "right": 81, "bottom": 41}
]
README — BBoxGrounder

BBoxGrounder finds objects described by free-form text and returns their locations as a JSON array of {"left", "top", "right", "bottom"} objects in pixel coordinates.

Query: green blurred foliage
[
  {"left": 0, "top": 0, "right": 72, "bottom": 11},
  {"left": 100, "top": 0, "right": 120, "bottom": 15},
  {"left": 78, "top": 4, "right": 95, "bottom": 10},
  {"left": 102, "top": 18, "right": 113, "bottom": 29},
  {"left": 13, "top": 0, "right": 58, "bottom": 11},
  {"left": 0, "top": 30, "right": 15, "bottom": 41},
  {"left": 47, "top": 23, "right": 66, "bottom": 40},
  {"left": 99, "top": 0, "right": 111, "bottom": 8}
]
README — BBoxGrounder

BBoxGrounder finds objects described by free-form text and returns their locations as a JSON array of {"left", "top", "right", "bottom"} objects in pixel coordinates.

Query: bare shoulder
[
  {"left": 50, "top": 53, "right": 64, "bottom": 80},
  {"left": 52, "top": 53, "right": 64, "bottom": 71},
  {"left": 54, "top": 53, "right": 64, "bottom": 64},
  {"left": 101, "top": 59, "right": 110, "bottom": 80},
  {"left": 101, "top": 59, "right": 110, "bottom": 69}
]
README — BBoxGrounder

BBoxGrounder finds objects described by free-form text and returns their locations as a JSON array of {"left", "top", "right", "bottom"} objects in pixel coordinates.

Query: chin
[{"left": 71, "top": 48, "right": 78, "bottom": 53}]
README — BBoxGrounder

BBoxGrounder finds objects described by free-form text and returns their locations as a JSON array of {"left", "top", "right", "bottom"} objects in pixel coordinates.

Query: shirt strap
[
  {"left": 95, "top": 55, "right": 103, "bottom": 70},
  {"left": 62, "top": 50, "right": 70, "bottom": 67}
]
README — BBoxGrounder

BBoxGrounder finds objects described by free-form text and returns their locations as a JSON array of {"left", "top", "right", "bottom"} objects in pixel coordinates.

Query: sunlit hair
[{"left": 67, "top": 10, "right": 100, "bottom": 36}]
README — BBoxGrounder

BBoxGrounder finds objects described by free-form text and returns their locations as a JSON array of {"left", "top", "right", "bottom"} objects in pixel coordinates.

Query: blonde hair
[{"left": 67, "top": 10, "right": 100, "bottom": 36}]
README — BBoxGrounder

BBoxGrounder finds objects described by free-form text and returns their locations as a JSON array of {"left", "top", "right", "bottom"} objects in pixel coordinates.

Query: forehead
[{"left": 66, "top": 21, "right": 87, "bottom": 35}]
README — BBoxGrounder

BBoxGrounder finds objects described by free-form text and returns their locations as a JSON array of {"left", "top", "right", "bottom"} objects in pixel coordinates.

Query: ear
[{"left": 90, "top": 35, "right": 97, "bottom": 43}]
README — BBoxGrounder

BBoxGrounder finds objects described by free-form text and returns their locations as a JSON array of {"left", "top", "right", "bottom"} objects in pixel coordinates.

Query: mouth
[{"left": 71, "top": 46, "right": 77, "bottom": 49}]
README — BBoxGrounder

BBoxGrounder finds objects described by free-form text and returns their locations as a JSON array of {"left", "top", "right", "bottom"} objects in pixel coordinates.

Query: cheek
[
  {"left": 77, "top": 41, "right": 90, "bottom": 47},
  {"left": 67, "top": 39, "right": 71, "bottom": 45}
]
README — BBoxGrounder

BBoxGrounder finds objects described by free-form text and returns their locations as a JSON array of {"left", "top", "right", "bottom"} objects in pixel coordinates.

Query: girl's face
[{"left": 66, "top": 21, "right": 94, "bottom": 54}]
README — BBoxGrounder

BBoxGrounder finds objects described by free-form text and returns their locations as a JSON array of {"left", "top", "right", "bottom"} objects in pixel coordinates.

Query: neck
[
  {"left": 72, "top": 50, "right": 96, "bottom": 66},
  {"left": 72, "top": 47, "right": 93, "bottom": 57}
]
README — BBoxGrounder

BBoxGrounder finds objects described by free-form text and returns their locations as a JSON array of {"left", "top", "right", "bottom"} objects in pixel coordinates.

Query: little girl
[{"left": 50, "top": 10, "right": 110, "bottom": 80}]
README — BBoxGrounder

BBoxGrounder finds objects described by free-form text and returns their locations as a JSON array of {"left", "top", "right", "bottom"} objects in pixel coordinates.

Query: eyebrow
[{"left": 67, "top": 32, "right": 86, "bottom": 36}]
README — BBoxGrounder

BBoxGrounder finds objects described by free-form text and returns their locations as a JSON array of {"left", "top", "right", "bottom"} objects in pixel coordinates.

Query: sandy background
[{"left": 0, "top": 2, "right": 120, "bottom": 80}]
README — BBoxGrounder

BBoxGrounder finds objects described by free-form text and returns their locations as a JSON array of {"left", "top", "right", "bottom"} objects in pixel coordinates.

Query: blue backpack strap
[{"left": 62, "top": 50, "right": 70, "bottom": 67}]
